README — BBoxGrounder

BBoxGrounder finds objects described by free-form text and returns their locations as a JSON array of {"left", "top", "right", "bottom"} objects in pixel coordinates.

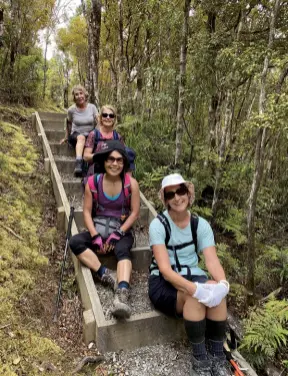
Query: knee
[
  {"left": 69, "top": 234, "right": 84, "bottom": 256},
  {"left": 77, "top": 135, "right": 86, "bottom": 143}
]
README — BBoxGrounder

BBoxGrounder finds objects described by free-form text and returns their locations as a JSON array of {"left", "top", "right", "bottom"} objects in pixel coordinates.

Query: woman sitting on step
[
  {"left": 60, "top": 84, "right": 98, "bottom": 177},
  {"left": 149, "top": 173, "right": 232, "bottom": 376},
  {"left": 83, "top": 104, "right": 136, "bottom": 179},
  {"left": 69, "top": 140, "right": 140, "bottom": 319}
]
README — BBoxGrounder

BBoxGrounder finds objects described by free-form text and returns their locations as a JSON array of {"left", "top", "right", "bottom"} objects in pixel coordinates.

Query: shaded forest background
[{"left": 0, "top": 0, "right": 288, "bottom": 373}]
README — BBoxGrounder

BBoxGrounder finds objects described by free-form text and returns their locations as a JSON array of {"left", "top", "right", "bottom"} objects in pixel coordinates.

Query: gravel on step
[
  {"left": 96, "top": 271, "right": 154, "bottom": 320},
  {"left": 103, "top": 341, "right": 191, "bottom": 376}
]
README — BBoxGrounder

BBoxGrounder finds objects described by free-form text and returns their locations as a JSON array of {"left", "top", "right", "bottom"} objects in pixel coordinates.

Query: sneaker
[
  {"left": 111, "top": 288, "right": 131, "bottom": 319},
  {"left": 74, "top": 159, "right": 82, "bottom": 177},
  {"left": 92, "top": 268, "right": 117, "bottom": 291},
  {"left": 190, "top": 355, "right": 212, "bottom": 376},
  {"left": 209, "top": 354, "right": 233, "bottom": 376}
]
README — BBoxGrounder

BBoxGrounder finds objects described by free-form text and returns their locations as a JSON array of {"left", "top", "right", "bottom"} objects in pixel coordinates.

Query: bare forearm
[
  {"left": 205, "top": 260, "right": 226, "bottom": 282},
  {"left": 161, "top": 268, "right": 196, "bottom": 295},
  {"left": 83, "top": 150, "right": 93, "bottom": 162},
  {"left": 120, "top": 211, "right": 139, "bottom": 233},
  {"left": 84, "top": 211, "right": 97, "bottom": 236}
]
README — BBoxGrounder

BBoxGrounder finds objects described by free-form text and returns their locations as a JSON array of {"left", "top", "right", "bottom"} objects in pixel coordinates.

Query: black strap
[
  {"left": 155, "top": 212, "right": 199, "bottom": 273},
  {"left": 157, "top": 213, "right": 171, "bottom": 246},
  {"left": 190, "top": 214, "right": 199, "bottom": 255}
]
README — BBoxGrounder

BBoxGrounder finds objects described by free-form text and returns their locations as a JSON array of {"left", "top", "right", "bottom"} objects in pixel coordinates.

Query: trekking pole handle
[{"left": 66, "top": 206, "right": 75, "bottom": 240}]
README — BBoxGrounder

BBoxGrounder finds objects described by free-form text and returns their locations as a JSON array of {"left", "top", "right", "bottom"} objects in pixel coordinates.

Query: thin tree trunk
[
  {"left": 116, "top": 0, "right": 125, "bottom": 122},
  {"left": 246, "top": 0, "right": 280, "bottom": 304},
  {"left": 81, "top": 0, "right": 101, "bottom": 108},
  {"left": 212, "top": 89, "right": 233, "bottom": 214},
  {"left": 42, "top": 30, "right": 50, "bottom": 100},
  {"left": 174, "top": 0, "right": 191, "bottom": 166}
]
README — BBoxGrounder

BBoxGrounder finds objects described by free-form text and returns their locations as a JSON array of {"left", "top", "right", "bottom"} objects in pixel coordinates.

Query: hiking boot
[
  {"left": 100, "top": 268, "right": 117, "bottom": 291},
  {"left": 111, "top": 288, "right": 131, "bottom": 319},
  {"left": 92, "top": 268, "right": 117, "bottom": 291},
  {"left": 190, "top": 355, "right": 212, "bottom": 376},
  {"left": 74, "top": 159, "right": 82, "bottom": 177},
  {"left": 209, "top": 354, "right": 233, "bottom": 376}
]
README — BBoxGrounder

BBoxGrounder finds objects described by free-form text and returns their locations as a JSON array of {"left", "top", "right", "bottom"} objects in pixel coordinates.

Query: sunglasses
[
  {"left": 164, "top": 184, "right": 188, "bottom": 201},
  {"left": 106, "top": 156, "right": 124, "bottom": 165},
  {"left": 102, "top": 113, "right": 115, "bottom": 119}
]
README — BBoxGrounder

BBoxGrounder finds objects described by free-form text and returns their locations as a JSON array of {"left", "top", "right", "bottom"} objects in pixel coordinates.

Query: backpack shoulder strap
[
  {"left": 157, "top": 213, "right": 171, "bottom": 246},
  {"left": 87, "top": 174, "right": 99, "bottom": 202},
  {"left": 94, "top": 129, "right": 101, "bottom": 142},
  {"left": 113, "top": 130, "right": 119, "bottom": 140},
  {"left": 190, "top": 214, "right": 199, "bottom": 255},
  {"left": 122, "top": 173, "right": 131, "bottom": 208}
]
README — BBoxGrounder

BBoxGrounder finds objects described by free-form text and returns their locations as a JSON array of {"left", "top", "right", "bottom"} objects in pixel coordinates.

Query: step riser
[
  {"left": 42, "top": 120, "right": 65, "bottom": 130},
  {"left": 38, "top": 112, "right": 66, "bottom": 120},
  {"left": 50, "top": 143, "right": 75, "bottom": 157},
  {"left": 56, "top": 159, "right": 75, "bottom": 174},
  {"left": 63, "top": 181, "right": 83, "bottom": 196},
  {"left": 46, "top": 130, "right": 65, "bottom": 142}
]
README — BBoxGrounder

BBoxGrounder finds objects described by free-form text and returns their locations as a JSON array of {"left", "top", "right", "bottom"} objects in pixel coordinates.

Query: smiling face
[
  {"left": 100, "top": 106, "right": 116, "bottom": 129},
  {"left": 104, "top": 150, "right": 124, "bottom": 176},
  {"left": 164, "top": 184, "right": 189, "bottom": 212},
  {"left": 74, "top": 89, "right": 86, "bottom": 106}
]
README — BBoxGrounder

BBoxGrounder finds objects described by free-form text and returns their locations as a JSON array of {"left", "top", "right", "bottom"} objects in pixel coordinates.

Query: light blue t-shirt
[{"left": 149, "top": 210, "right": 215, "bottom": 277}]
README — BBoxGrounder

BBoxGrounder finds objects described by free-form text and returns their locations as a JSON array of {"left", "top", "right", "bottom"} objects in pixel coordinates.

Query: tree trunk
[
  {"left": 212, "top": 89, "right": 233, "bottom": 214},
  {"left": 42, "top": 30, "right": 50, "bottom": 100},
  {"left": 174, "top": 0, "right": 191, "bottom": 166},
  {"left": 0, "top": 9, "right": 4, "bottom": 48},
  {"left": 81, "top": 0, "right": 101, "bottom": 109},
  {"left": 246, "top": 0, "right": 280, "bottom": 304},
  {"left": 116, "top": 0, "right": 125, "bottom": 122}
]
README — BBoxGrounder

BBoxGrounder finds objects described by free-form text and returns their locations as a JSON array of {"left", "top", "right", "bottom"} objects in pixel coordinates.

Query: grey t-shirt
[{"left": 67, "top": 103, "right": 98, "bottom": 135}]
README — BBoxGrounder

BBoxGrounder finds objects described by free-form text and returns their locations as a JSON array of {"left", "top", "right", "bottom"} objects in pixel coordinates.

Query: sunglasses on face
[
  {"left": 102, "top": 113, "right": 115, "bottom": 119},
  {"left": 106, "top": 156, "right": 124, "bottom": 165},
  {"left": 164, "top": 184, "right": 188, "bottom": 201}
]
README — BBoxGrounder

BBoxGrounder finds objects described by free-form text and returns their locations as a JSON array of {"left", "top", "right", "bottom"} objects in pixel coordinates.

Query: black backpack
[{"left": 150, "top": 213, "right": 199, "bottom": 275}]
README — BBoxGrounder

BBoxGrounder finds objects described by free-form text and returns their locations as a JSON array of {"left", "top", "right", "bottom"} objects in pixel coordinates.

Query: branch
[
  {"left": 72, "top": 356, "right": 104, "bottom": 374},
  {"left": 0, "top": 224, "right": 24, "bottom": 241}
]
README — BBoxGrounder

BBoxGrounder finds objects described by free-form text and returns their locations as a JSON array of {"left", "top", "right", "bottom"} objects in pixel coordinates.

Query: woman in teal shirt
[{"left": 149, "top": 173, "right": 231, "bottom": 376}]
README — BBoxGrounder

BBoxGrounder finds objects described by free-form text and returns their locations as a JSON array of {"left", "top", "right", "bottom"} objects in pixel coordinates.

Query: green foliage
[
  {"left": 240, "top": 299, "right": 288, "bottom": 367},
  {"left": 0, "top": 118, "right": 64, "bottom": 375},
  {"left": 255, "top": 246, "right": 288, "bottom": 290},
  {"left": 216, "top": 206, "right": 247, "bottom": 245}
]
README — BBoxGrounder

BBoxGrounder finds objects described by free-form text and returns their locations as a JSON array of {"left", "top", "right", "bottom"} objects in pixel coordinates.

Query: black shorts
[
  {"left": 68, "top": 132, "right": 86, "bottom": 148},
  {"left": 148, "top": 274, "right": 208, "bottom": 317},
  {"left": 69, "top": 230, "right": 134, "bottom": 261}
]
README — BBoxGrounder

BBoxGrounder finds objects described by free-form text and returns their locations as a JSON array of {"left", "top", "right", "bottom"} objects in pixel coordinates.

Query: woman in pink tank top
[{"left": 69, "top": 140, "right": 140, "bottom": 319}]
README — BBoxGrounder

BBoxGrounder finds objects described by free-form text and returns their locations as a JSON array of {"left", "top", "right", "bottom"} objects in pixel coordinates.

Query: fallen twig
[
  {"left": 260, "top": 287, "right": 282, "bottom": 303},
  {"left": 0, "top": 324, "right": 11, "bottom": 330},
  {"left": 0, "top": 224, "right": 24, "bottom": 241},
  {"left": 72, "top": 356, "right": 104, "bottom": 374}
]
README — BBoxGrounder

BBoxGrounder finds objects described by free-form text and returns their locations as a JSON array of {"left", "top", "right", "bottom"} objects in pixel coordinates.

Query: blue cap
[{"left": 125, "top": 147, "right": 136, "bottom": 171}]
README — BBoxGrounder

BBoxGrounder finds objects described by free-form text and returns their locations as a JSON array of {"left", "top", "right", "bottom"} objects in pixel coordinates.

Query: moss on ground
[{"left": 0, "top": 118, "right": 65, "bottom": 375}]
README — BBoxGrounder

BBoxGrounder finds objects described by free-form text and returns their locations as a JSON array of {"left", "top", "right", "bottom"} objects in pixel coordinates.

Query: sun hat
[
  {"left": 159, "top": 173, "right": 195, "bottom": 206},
  {"left": 93, "top": 140, "right": 129, "bottom": 172}
]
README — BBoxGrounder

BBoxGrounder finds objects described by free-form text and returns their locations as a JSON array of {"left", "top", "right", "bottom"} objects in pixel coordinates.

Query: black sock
[
  {"left": 206, "top": 319, "right": 226, "bottom": 358},
  {"left": 118, "top": 281, "right": 129, "bottom": 289},
  {"left": 96, "top": 265, "right": 106, "bottom": 278},
  {"left": 184, "top": 319, "right": 207, "bottom": 361}
]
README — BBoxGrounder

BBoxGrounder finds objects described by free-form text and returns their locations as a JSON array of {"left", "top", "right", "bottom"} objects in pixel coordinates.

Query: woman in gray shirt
[{"left": 61, "top": 85, "right": 98, "bottom": 177}]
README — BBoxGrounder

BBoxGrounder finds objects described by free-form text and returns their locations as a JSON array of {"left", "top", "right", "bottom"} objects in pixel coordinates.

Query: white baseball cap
[
  {"left": 159, "top": 173, "right": 195, "bottom": 206},
  {"left": 161, "top": 173, "right": 187, "bottom": 190}
]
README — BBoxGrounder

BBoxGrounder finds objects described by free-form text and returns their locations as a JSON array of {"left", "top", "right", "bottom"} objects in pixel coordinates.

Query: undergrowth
[{"left": 0, "top": 119, "right": 64, "bottom": 375}]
